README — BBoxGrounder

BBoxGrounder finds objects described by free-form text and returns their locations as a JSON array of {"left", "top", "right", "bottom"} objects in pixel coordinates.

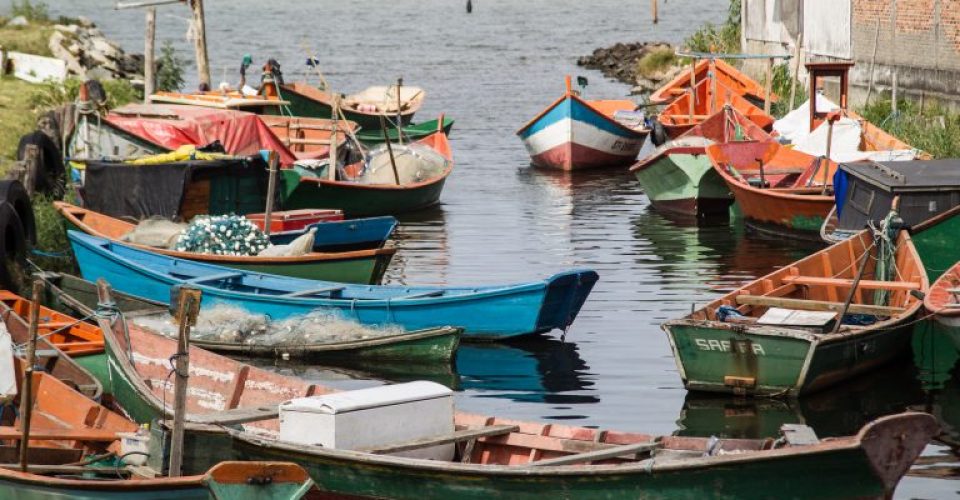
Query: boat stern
[
  {"left": 858, "top": 412, "right": 939, "bottom": 495},
  {"left": 533, "top": 269, "right": 599, "bottom": 334}
]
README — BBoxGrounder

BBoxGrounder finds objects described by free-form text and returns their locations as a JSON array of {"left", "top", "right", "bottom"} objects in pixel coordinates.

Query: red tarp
[{"left": 106, "top": 104, "right": 298, "bottom": 166}]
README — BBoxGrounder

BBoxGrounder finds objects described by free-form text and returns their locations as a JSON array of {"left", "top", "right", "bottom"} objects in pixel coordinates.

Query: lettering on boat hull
[{"left": 694, "top": 338, "right": 766, "bottom": 356}]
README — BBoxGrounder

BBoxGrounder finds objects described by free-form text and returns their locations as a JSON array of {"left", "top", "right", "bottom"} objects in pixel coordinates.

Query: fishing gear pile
[{"left": 174, "top": 215, "right": 270, "bottom": 256}]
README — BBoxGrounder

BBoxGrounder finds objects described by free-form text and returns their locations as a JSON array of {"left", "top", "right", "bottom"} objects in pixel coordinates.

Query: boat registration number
[{"left": 694, "top": 338, "right": 766, "bottom": 356}]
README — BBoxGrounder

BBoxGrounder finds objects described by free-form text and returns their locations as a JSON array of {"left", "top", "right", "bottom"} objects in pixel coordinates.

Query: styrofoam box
[{"left": 279, "top": 381, "right": 454, "bottom": 460}]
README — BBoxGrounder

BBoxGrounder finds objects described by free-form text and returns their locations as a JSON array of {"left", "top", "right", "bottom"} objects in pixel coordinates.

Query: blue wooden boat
[
  {"left": 68, "top": 231, "right": 598, "bottom": 340},
  {"left": 269, "top": 216, "right": 397, "bottom": 252}
]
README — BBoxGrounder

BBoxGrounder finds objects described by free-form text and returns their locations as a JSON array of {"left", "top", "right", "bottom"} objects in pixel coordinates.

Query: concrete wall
[{"left": 741, "top": 0, "right": 960, "bottom": 108}]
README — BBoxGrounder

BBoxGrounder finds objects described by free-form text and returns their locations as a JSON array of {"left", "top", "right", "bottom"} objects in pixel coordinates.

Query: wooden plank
[
  {"left": 283, "top": 286, "right": 345, "bottom": 298},
  {"left": 362, "top": 425, "right": 519, "bottom": 454},
  {"left": 0, "top": 426, "right": 120, "bottom": 442},
  {"left": 735, "top": 295, "right": 905, "bottom": 317},
  {"left": 185, "top": 272, "right": 244, "bottom": 284},
  {"left": 188, "top": 406, "right": 278, "bottom": 425},
  {"left": 482, "top": 432, "right": 646, "bottom": 455},
  {"left": 526, "top": 441, "right": 660, "bottom": 467},
  {"left": 783, "top": 276, "right": 920, "bottom": 291}
]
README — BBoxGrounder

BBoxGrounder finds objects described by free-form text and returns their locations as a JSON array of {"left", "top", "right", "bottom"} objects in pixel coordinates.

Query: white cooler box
[{"left": 279, "top": 381, "right": 454, "bottom": 460}]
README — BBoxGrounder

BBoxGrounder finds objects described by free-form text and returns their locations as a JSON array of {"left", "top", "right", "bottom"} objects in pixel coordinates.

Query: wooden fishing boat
[
  {"left": 68, "top": 231, "right": 598, "bottom": 340},
  {"left": 259, "top": 115, "right": 358, "bottom": 160},
  {"left": 55, "top": 202, "right": 396, "bottom": 285},
  {"left": 516, "top": 76, "right": 647, "bottom": 170},
  {"left": 629, "top": 106, "right": 770, "bottom": 218},
  {"left": 264, "top": 81, "right": 425, "bottom": 130},
  {"left": 268, "top": 216, "right": 397, "bottom": 253},
  {"left": 662, "top": 224, "right": 927, "bottom": 397},
  {"left": 92, "top": 306, "right": 937, "bottom": 499},
  {"left": 354, "top": 116, "right": 456, "bottom": 146},
  {"left": 707, "top": 139, "right": 837, "bottom": 239},
  {"left": 924, "top": 261, "right": 960, "bottom": 328},
  {"left": 280, "top": 128, "right": 454, "bottom": 217},
  {"left": 0, "top": 359, "right": 318, "bottom": 498},
  {"left": 649, "top": 58, "right": 774, "bottom": 106},
  {"left": 656, "top": 78, "right": 773, "bottom": 140}
]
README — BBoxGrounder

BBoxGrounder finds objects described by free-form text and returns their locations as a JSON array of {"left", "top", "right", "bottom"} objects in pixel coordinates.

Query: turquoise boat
[{"left": 68, "top": 231, "right": 598, "bottom": 340}]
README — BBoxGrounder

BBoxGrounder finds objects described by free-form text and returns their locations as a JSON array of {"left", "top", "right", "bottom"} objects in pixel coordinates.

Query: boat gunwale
[{"left": 516, "top": 91, "right": 647, "bottom": 138}]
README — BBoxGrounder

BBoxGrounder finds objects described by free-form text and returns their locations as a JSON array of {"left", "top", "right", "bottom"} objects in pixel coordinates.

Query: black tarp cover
[{"left": 81, "top": 156, "right": 271, "bottom": 220}]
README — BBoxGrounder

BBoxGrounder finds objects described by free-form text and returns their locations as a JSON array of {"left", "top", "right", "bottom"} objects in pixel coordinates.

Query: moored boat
[
  {"left": 649, "top": 57, "right": 773, "bottom": 106},
  {"left": 655, "top": 77, "right": 773, "bottom": 141},
  {"left": 354, "top": 116, "right": 456, "bottom": 145},
  {"left": 516, "top": 76, "right": 647, "bottom": 170},
  {"left": 280, "top": 128, "right": 454, "bottom": 217},
  {"left": 264, "top": 80, "right": 425, "bottom": 130},
  {"left": 267, "top": 216, "right": 397, "bottom": 253},
  {"left": 924, "top": 261, "right": 960, "bottom": 329},
  {"left": 629, "top": 106, "right": 770, "bottom": 218},
  {"left": 92, "top": 305, "right": 938, "bottom": 499},
  {"left": 68, "top": 231, "right": 598, "bottom": 340},
  {"left": 55, "top": 202, "right": 396, "bottom": 285},
  {"left": 662, "top": 223, "right": 927, "bottom": 397}
]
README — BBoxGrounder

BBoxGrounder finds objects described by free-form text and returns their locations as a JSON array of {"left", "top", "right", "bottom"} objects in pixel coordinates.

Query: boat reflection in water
[{"left": 384, "top": 205, "right": 450, "bottom": 285}]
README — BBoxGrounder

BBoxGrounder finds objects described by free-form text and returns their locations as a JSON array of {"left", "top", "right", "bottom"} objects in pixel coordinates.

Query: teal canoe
[{"left": 354, "top": 116, "right": 455, "bottom": 146}]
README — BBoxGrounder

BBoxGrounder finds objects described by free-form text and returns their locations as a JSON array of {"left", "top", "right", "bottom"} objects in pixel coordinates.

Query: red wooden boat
[
  {"left": 656, "top": 78, "right": 774, "bottom": 140},
  {"left": 650, "top": 58, "right": 775, "bottom": 105},
  {"left": 247, "top": 209, "right": 344, "bottom": 233},
  {"left": 925, "top": 261, "right": 960, "bottom": 328}
]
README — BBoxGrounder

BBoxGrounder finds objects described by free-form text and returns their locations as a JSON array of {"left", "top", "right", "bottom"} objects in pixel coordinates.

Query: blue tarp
[{"left": 833, "top": 169, "right": 850, "bottom": 216}]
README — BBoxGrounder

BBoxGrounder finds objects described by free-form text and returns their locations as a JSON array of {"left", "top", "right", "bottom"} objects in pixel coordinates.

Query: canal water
[{"left": 54, "top": 0, "right": 956, "bottom": 495}]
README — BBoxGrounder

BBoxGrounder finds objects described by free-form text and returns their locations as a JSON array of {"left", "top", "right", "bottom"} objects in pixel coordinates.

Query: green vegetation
[
  {"left": 683, "top": 0, "right": 741, "bottom": 54},
  {"left": 858, "top": 99, "right": 960, "bottom": 159},
  {"left": 30, "top": 193, "right": 73, "bottom": 274},
  {"left": 636, "top": 47, "right": 678, "bottom": 80},
  {"left": 28, "top": 77, "right": 140, "bottom": 110},
  {"left": 0, "top": 20, "right": 53, "bottom": 56},
  {"left": 156, "top": 40, "right": 186, "bottom": 92},
  {"left": 0, "top": 76, "right": 41, "bottom": 162},
  {"left": 9, "top": 0, "right": 48, "bottom": 22}
]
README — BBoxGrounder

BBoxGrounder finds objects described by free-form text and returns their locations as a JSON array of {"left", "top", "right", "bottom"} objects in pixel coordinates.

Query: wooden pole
[
  {"left": 263, "top": 151, "right": 278, "bottom": 236},
  {"left": 379, "top": 115, "right": 401, "bottom": 186},
  {"left": 688, "top": 58, "right": 696, "bottom": 121},
  {"left": 709, "top": 58, "right": 717, "bottom": 113},
  {"left": 189, "top": 0, "right": 210, "bottom": 88},
  {"left": 763, "top": 57, "right": 773, "bottom": 115},
  {"left": 328, "top": 96, "right": 339, "bottom": 181},
  {"left": 143, "top": 7, "right": 156, "bottom": 101},
  {"left": 651, "top": 0, "right": 658, "bottom": 24},
  {"left": 832, "top": 243, "right": 871, "bottom": 333},
  {"left": 891, "top": 70, "right": 898, "bottom": 114},
  {"left": 395, "top": 77, "right": 404, "bottom": 145},
  {"left": 789, "top": 32, "right": 803, "bottom": 111},
  {"left": 168, "top": 286, "right": 201, "bottom": 478},
  {"left": 18, "top": 280, "right": 44, "bottom": 472}
]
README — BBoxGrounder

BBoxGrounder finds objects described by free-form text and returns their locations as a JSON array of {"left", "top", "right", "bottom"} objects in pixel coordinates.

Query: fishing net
[
  {"left": 360, "top": 142, "right": 448, "bottom": 185},
  {"left": 257, "top": 227, "right": 315, "bottom": 257},
  {"left": 121, "top": 218, "right": 187, "bottom": 249},
  {"left": 132, "top": 304, "right": 405, "bottom": 346},
  {"left": 174, "top": 215, "right": 270, "bottom": 256}
]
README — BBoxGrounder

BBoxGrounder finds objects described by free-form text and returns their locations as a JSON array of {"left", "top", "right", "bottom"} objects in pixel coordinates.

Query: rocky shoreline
[{"left": 577, "top": 41, "right": 683, "bottom": 96}]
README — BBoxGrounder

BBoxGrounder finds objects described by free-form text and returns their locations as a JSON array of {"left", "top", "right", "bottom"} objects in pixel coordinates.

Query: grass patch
[
  {"left": 858, "top": 99, "right": 960, "bottom": 159},
  {"left": 0, "top": 76, "right": 42, "bottom": 164},
  {"left": 0, "top": 23, "right": 53, "bottom": 56},
  {"left": 636, "top": 47, "right": 678, "bottom": 79},
  {"left": 30, "top": 194, "right": 74, "bottom": 274}
]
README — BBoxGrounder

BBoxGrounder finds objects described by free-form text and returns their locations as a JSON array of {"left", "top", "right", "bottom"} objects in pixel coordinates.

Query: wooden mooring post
[
  {"left": 18, "top": 280, "right": 44, "bottom": 472},
  {"left": 144, "top": 7, "right": 156, "bottom": 100},
  {"left": 168, "top": 286, "right": 201, "bottom": 477},
  {"left": 189, "top": 0, "right": 211, "bottom": 88}
]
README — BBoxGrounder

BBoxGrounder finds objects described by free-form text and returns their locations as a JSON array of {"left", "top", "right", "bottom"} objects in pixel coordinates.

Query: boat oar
[
  {"left": 395, "top": 78, "right": 404, "bottom": 145},
  {"left": 263, "top": 151, "right": 279, "bottom": 236},
  {"left": 379, "top": 115, "right": 402, "bottom": 185},
  {"left": 329, "top": 95, "right": 340, "bottom": 182},
  {"left": 18, "top": 279, "right": 44, "bottom": 472},
  {"left": 832, "top": 240, "right": 872, "bottom": 333},
  {"left": 168, "top": 286, "right": 202, "bottom": 477}
]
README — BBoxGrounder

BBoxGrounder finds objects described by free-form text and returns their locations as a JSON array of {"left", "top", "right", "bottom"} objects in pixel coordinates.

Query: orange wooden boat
[
  {"left": 55, "top": 202, "right": 396, "bottom": 284},
  {"left": 924, "top": 261, "right": 960, "bottom": 328},
  {"left": 707, "top": 139, "right": 837, "bottom": 239},
  {"left": 0, "top": 293, "right": 102, "bottom": 399},
  {"left": 656, "top": 78, "right": 774, "bottom": 140},
  {"left": 259, "top": 115, "right": 358, "bottom": 160},
  {"left": 0, "top": 358, "right": 320, "bottom": 497},
  {"left": 649, "top": 58, "right": 775, "bottom": 105}
]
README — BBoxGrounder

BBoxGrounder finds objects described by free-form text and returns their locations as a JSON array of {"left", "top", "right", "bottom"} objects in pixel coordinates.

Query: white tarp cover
[
  {"left": 0, "top": 324, "right": 17, "bottom": 402},
  {"left": 773, "top": 95, "right": 839, "bottom": 144}
]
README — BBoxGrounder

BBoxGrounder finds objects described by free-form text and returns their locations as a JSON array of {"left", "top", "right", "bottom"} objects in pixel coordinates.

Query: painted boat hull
[
  {"left": 274, "top": 84, "right": 417, "bottom": 130},
  {"left": 269, "top": 216, "right": 397, "bottom": 252},
  {"left": 281, "top": 170, "right": 448, "bottom": 217},
  {"left": 354, "top": 117, "right": 455, "bottom": 146},
  {"left": 69, "top": 232, "right": 598, "bottom": 340},
  {"left": 518, "top": 95, "right": 645, "bottom": 170},
  {"left": 632, "top": 150, "right": 733, "bottom": 218},
  {"left": 720, "top": 175, "right": 833, "bottom": 240}
]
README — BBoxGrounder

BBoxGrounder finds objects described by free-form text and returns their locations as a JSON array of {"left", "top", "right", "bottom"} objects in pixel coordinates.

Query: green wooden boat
[
  {"left": 662, "top": 227, "right": 928, "bottom": 397},
  {"left": 93, "top": 300, "right": 936, "bottom": 498},
  {"left": 280, "top": 130, "right": 453, "bottom": 217},
  {"left": 266, "top": 81, "right": 423, "bottom": 130},
  {"left": 354, "top": 116, "right": 455, "bottom": 146},
  {"left": 56, "top": 202, "right": 395, "bottom": 284}
]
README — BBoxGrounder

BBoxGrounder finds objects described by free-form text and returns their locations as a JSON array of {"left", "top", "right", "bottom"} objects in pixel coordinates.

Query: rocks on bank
[{"left": 577, "top": 41, "right": 684, "bottom": 96}]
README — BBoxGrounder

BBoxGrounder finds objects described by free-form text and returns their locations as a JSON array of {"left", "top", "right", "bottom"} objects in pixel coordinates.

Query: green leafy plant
[
  {"left": 9, "top": 0, "right": 48, "bottom": 22},
  {"left": 858, "top": 98, "right": 960, "bottom": 159},
  {"left": 636, "top": 47, "right": 678, "bottom": 79},
  {"left": 156, "top": 40, "right": 186, "bottom": 92},
  {"left": 28, "top": 77, "right": 140, "bottom": 110},
  {"left": 683, "top": 0, "right": 741, "bottom": 54}
]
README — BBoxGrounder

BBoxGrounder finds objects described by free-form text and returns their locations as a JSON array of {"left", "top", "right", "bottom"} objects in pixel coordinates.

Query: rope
[
  {"left": 30, "top": 248, "right": 70, "bottom": 258},
  {"left": 13, "top": 313, "right": 96, "bottom": 351}
]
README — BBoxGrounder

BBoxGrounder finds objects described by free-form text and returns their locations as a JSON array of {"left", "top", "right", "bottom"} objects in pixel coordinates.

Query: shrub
[
  {"left": 9, "top": 0, "right": 48, "bottom": 22},
  {"left": 156, "top": 40, "right": 186, "bottom": 92}
]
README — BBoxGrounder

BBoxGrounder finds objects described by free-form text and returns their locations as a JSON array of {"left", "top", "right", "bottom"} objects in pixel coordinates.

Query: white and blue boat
[
  {"left": 517, "top": 76, "right": 648, "bottom": 170},
  {"left": 268, "top": 216, "right": 398, "bottom": 252},
  {"left": 68, "top": 231, "right": 598, "bottom": 340}
]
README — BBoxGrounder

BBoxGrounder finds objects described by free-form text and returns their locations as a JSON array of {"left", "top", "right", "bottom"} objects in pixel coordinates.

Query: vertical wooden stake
[
  {"left": 891, "top": 70, "right": 898, "bottom": 114},
  {"left": 395, "top": 77, "right": 404, "bottom": 145},
  {"left": 189, "top": 0, "right": 211, "bottom": 88},
  {"left": 688, "top": 58, "right": 696, "bottom": 121},
  {"left": 168, "top": 287, "right": 201, "bottom": 478},
  {"left": 329, "top": 96, "right": 339, "bottom": 181},
  {"left": 143, "top": 7, "right": 156, "bottom": 101},
  {"left": 651, "top": 0, "right": 658, "bottom": 24},
  {"left": 763, "top": 57, "right": 773, "bottom": 115},
  {"left": 789, "top": 32, "right": 803, "bottom": 111},
  {"left": 709, "top": 58, "right": 717, "bottom": 114},
  {"left": 18, "top": 279, "right": 44, "bottom": 472},
  {"left": 263, "top": 151, "right": 278, "bottom": 236},
  {"left": 380, "top": 115, "right": 401, "bottom": 186}
]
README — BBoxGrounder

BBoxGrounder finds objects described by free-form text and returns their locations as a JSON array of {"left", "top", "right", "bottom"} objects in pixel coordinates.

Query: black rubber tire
[
  {"left": 16, "top": 131, "right": 66, "bottom": 200},
  {"left": 0, "top": 202, "right": 28, "bottom": 293},
  {"left": 0, "top": 180, "right": 36, "bottom": 247},
  {"left": 651, "top": 120, "right": 668, "bottom": 147}
]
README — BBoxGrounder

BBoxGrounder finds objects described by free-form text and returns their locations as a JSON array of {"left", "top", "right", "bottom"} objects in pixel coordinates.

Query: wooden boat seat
[
  {"left": 360, "top": 424, "right": 519, "bottom": 454},
  {"left": 397, "top": 290, "right": 445, "bottom": 300},
  {"left": 184, "top": 272, "right": 244, "bottom": 285},
  {"left": 188, "top": 406, "right": 278, "bottom": 425},
  {"left": 782, "top": 276, "right": 920, "bottom": 291},
  {"left": 735, "top": 295, "right": 905, "bottom": 317},
  {"left": 0, "top": 426, "right": 121, "bottom": 441},
  {"left": 526, "top": 441, "right": 661, "bottom": 467},
  {"left": 282, "top": 286, "right": 346, "bottom": 298},
  {"left": 733, "top": 168, "right": 806, "bottom": 176}
]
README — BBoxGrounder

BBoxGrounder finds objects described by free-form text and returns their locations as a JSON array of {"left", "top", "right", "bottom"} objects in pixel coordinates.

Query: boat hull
[
  {"left": 355, "top": 117, "right": 455, "bottom": 146},
  {"left": 632, "top": 151, "right": 733, "bottom": 218},
  {"left": 281, "top": 171, "right": 448, "bottom": 217},
  {"left": 275, "top": 85, "right": 416, "bottom": 130},
  {"left": 721, "top": 175, "right": 833, "bottom": 240},
  {"left": 69, "top": 232, "right": 598, "bottom": 340},
  {"left": 269, "top": 216, "right": 397, "bottom": 252},
  {"left": 518, "top": 95, "right": 645, "bottom": 170},
  {"left": 662, "top": 319, "right": 915, "bottom": 397}
]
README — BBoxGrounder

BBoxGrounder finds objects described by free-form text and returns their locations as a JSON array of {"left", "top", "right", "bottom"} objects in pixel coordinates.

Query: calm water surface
[{"left": 54, "top": 1, "right": 958, "bottom": 495}]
